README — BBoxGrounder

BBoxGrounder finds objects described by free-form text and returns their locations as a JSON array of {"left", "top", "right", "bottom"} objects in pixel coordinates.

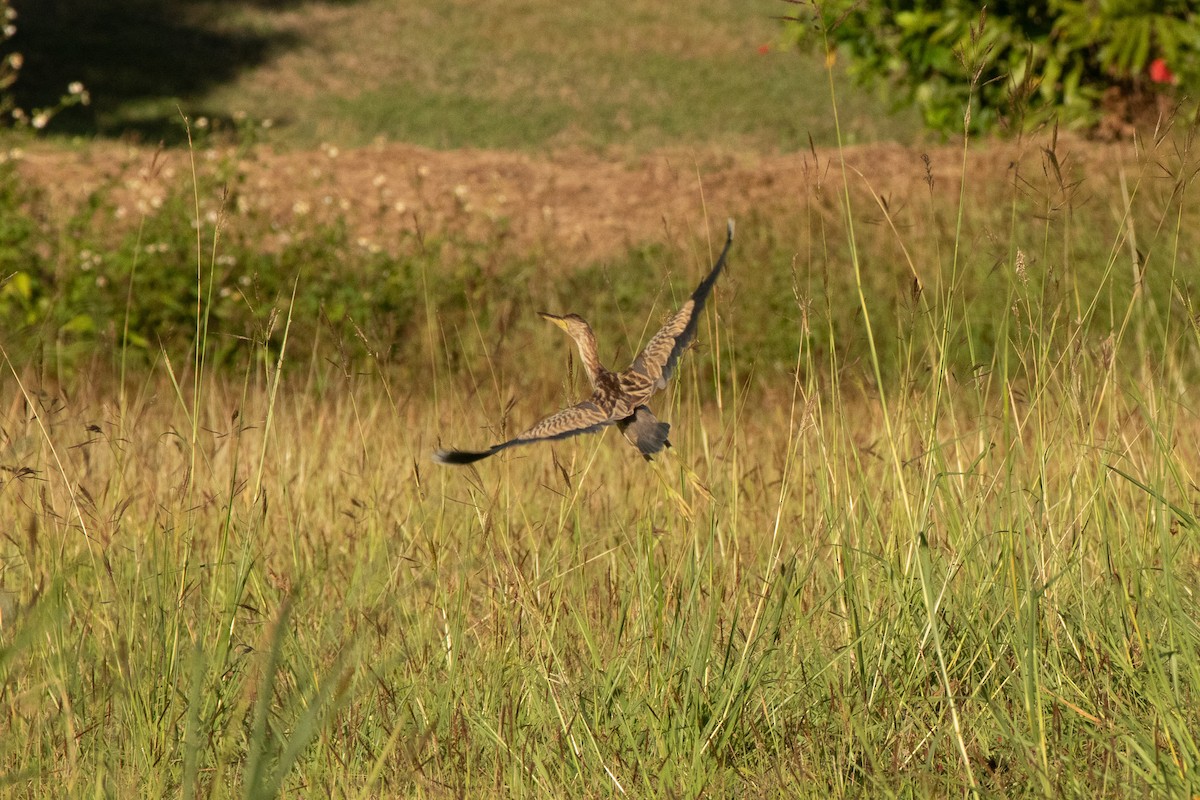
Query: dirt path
[{"left": 12, "top": 135, "right": 1142, "bottom": 265}]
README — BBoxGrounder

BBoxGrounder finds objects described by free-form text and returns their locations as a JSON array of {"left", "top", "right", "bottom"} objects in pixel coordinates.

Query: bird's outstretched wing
[
  {"left": 623, "top": 219, "right": 734, "bottom": 401},
  {"left": 433, "top": 399, "right": 618, "bottom": 465}
]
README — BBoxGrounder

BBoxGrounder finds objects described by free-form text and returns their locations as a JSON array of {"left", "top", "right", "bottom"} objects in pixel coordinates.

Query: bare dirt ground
[{"left": 12, "top": 135, "right": 1141, "bottom": 266}]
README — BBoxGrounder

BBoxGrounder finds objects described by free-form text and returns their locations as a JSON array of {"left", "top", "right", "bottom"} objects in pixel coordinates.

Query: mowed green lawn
[
  {"left": 2, "top": 1, "right": 1200, "bottom": 797},
  {"left": 37, "top": 0, "right": 919, "bottom": 150},
  {"left": 227, "top": 0, "right": 915, "bottom": 150}
]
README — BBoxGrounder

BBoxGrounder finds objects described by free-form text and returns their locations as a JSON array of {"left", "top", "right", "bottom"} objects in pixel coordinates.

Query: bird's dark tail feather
[
  {"left": 433, "top": 447, "right": 498, "bottom": 465},
  {"left": 638, "top": 420, "right": 672, "bottom": 461}
]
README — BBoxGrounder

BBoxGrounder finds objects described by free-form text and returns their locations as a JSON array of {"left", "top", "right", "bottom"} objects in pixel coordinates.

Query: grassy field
[
  {"left": 3, "top": 122, "right": 1200, "bottom": 795},
  {"left": 3, "top": 1, "right": 1200, "bottom": 797},
  {"left": 22, "top": 0, "right": 920, "bottom": 150}
]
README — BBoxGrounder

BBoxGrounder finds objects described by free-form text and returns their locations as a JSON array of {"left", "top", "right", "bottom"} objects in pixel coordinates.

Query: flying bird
[{"left": 434, "top": 219, "right": 734, "bottom": 465}]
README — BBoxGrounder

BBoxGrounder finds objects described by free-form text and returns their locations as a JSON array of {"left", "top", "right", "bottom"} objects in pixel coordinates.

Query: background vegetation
[
  {"left": 787, "top": 0, "right": 1199, "bottom": 136},
  {"left": 6, "top": 0, "right": 918, "bottom": 149}
]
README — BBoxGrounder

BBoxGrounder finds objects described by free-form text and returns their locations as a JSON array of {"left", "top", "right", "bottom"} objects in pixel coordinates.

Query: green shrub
[
  {"left": 785, "top": 1, "right": 1200, "bottom": 135},
  {"left": 0, "top": 157, "right": 510, "bottom": 371}
]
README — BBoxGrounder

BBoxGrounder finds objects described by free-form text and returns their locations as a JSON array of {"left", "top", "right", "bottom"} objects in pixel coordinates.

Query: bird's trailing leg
[{"left": 618, "top": 405, "right": 672, "bottom": 461}]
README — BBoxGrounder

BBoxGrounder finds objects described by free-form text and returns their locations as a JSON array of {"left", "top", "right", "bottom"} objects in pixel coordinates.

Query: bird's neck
[{"left": 573, "top": 328, "right": 607, "bottom": 387}]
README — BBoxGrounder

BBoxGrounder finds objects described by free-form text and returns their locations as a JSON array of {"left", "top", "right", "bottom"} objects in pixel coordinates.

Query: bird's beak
[{"left": 538, "top": 311, "right": 569, "bottom": 331}]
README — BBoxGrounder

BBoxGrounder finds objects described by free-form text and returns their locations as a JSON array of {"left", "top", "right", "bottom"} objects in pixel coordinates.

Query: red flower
[
  {"left": 758, "top": 43, "right": 771, "bottom": 55},
  {"left": 1148, "top": 58, "right": 1176, "bottom": 85}
]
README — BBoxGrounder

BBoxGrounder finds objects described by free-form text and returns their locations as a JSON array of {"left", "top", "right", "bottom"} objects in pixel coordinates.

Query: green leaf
[
  {"left": 2, "top": 270, "right": 32, "bottom": 301},
  {"left": 60, "top": 314, "right": 95, "bottom": 335}
]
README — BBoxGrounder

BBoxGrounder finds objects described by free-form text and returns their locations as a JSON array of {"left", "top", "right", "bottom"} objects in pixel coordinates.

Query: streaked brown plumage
[{"left": 434, "top": 219, "right": 734, "bottom": 465}]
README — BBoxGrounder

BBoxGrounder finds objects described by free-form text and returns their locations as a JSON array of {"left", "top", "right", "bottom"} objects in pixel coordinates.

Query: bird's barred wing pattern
[
  {"left": 432, "top": 399, "right": 618, "bottom": 465},
  {"left": 624, "top": 219, "right": 734, "bottom": 403},
  {"left": 509, "top": 400, "right": 615, "bottom": 444},
  {"left": 623, "top": 304, "right": 695, "bottom": 396}
]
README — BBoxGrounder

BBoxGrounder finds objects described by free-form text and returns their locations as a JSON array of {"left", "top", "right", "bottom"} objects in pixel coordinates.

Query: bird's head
[{"left": 538, "top": 311, "right": 592, "bottom": 340}]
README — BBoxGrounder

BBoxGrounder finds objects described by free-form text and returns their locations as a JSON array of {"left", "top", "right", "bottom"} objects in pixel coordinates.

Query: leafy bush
[
  {"left": 0, "top": 158, "right": 512, "bottom": 371},
  {"left": 0, "top": 163, "right": 42, "bottom": 323},
  {"left": 785, "top": 1, "right": 1200, "bottom": 135}
]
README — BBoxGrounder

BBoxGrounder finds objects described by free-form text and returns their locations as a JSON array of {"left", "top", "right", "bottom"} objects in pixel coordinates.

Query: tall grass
[{"left": 3, "top": 117, "right": 1200, "bottom": 800}]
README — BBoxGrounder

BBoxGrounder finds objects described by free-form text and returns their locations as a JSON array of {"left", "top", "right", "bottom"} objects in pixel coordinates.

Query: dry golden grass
[{"left": 2, "top": 276, "right": 1198, "bottom": 793}]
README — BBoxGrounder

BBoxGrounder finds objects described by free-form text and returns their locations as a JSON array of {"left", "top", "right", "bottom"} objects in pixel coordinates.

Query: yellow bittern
[{"left": 434, "top": 219, "right": 734, "bottom": 465}]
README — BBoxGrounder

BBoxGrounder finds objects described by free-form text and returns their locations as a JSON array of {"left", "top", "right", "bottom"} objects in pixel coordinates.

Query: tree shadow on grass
[{"left": 9, "top": 0, "right": 357, "bottom": 144}]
